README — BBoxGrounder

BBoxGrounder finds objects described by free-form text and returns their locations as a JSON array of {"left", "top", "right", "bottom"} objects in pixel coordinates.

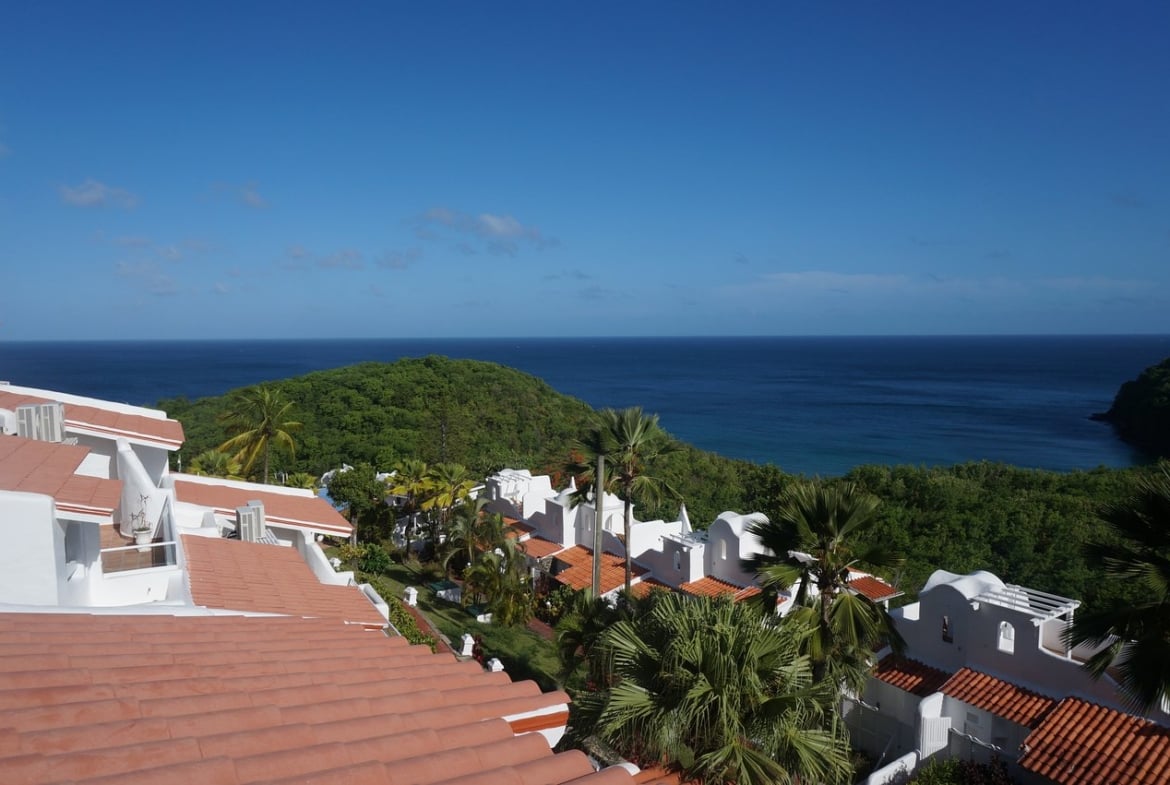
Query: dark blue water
[{"left": 2, "top": 336, "right": 1166, "bottom": 476}]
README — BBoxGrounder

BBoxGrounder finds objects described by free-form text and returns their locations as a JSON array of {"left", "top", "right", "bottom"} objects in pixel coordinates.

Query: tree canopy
[{"left": 1097, "top": 355, "right": 1170, "bottom": 458}]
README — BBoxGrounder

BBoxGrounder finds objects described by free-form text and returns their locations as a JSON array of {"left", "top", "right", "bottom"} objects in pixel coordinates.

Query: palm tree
[
  {"left": 577, "top": 592, "right": 852, "bottom": 785},
  {"left": 1066, "top": 467, "right": 1170, "bottom": 713},
  {"left": 187, "top": 449, "right": 244, "bottom": 480},
  {"left": 425, "top": 462, "right": 476, "bottom": 552},
  {"left": 569, "top": 408, "right": 677, "bottom": 596},
  {"left": 745, "top": 480, "right": 905, "bottom": 689},
  {"left": 462, "top": 546, "right": 532, "bottom": 627},
  {"left": 555, "top": 588, "right": 619, "bottom": 689},
  {"left": 442, "top": 499, "right": 509, "bottom": 577},
  {"left": 217, "top": 385, "right": 302, "bottom": 484},
  {"left": 388, "top": 458, "right": 432, "bottom": 556}
]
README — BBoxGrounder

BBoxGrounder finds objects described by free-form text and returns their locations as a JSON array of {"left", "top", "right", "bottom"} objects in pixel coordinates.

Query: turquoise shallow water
[{"left": 2, "top": 335, "right": 1167, "bottom": 476}]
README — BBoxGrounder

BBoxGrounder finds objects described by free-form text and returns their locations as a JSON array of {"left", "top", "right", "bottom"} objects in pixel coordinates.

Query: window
[
  {"left": 673, "top": 551, "right": 681, "bottom": 571},
  {"left": 997, "top": 621, "right": 1015, "bottom": 654},
  {"left": 942, "top": 615, "right": 953, "bottom": 643},
  {"left": 720, "top": 539, "right": 728, "bottom": 560}
]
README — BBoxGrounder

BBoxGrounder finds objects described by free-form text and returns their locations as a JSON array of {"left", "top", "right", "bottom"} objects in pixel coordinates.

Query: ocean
[{"left": 2, "top": 335, "right": 1167, "bottom": 476}]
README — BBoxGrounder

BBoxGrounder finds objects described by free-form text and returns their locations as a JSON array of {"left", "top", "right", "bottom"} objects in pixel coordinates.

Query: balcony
[{"left": 100, "top": 523, "right": 176, "bottom": 573}]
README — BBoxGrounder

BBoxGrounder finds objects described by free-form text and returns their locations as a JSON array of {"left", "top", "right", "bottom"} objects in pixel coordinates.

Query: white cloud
[
  {"left": 115, "top": 260, "right": 177, "bottom": 296},
  {"left": 60, "top": 179, "right": 138, "bottom": 209},
  {"left": 213, "top": 282, "right": 230, "bottom": 295},
  {"left": 318, "top": 249, "right": 363, "bottom": 270},
  {"left": 280, "top": 245, "right": 365, "bottom": 271},
  {"left": 210, "top": 181, "right": 269, "bottom": 209},
  {"left": 238, "top": 183, "right": 268, "bottom": 209},
  {"left": 419, "top": 207, "right": 555, "bottom": 255},
  {"left": 376, "top": 248, "right": 421, "bottom": 270},
  {"left": 724, "top": 269, "right": 1152, "bottom": 304}
]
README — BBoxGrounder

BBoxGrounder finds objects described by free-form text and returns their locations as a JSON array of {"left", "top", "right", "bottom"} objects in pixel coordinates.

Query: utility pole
[{"left": 592, "top": 454, "right": 604, "bottom": 597}]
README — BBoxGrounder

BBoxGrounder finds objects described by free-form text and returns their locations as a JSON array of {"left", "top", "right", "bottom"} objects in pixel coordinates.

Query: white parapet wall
[{"left": 864, "top": 751, "right": 918, "bottom": 785}]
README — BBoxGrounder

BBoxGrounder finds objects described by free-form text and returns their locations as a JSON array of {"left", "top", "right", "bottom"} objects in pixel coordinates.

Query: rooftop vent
[
  {"left": 38, "top": 402, "right": 66, "bottom": 442},
  {"left": 236, "top": 500, "right": 267, "bottom": 543},
  {"left": 14, "top": 402, "right": 67, "bottom": 442},
  {"left": 16, "top": 405, "right": 38, "bottom": 439}
]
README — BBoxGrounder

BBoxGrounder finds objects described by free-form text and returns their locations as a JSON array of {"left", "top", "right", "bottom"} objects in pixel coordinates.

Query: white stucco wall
[{"left": 0, "top": 491, "right": 65, "bottom": 605}]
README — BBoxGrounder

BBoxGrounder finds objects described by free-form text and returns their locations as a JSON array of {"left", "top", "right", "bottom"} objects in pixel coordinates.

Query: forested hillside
[
  {"left": 1096, "top": 355, "right": 1170, "bottom": 458},
  {"left": 160, "top": 355, "right": 1159, "bottom": 611}
]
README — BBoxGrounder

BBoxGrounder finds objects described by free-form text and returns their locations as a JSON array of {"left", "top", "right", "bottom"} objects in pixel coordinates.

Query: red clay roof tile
[
  {"left": 182, "top": 534, "right": 385, "bottom": 625},
  {"left": 678, "top": 576, "right": 761, "bottom": 602},
  {"left": 552, "top": 546, "right": 647, "bottom": 594},
  {"left": 847, "top": 573, "right": 901, "bottom": 602},
  {"left": 872, "top": 656, "right": 952, "bottom": 697},
  {"left": 0, "top": 436, "right": 121, "bottom": 516},
  {"left": 0, "top": 389, "right": 184, "bottom": 449},
  {"left": 1021, "top": 697, "right": 1170, "bottom": 785},
  {"left": 940, "top": 667, "right": 1056, "bottom": 727},
  {"left": 0, "top": 612, "right": 632, "bottom": 785},
  {"left": 174, "top": 479, "right": 352, "bottom": 536}
]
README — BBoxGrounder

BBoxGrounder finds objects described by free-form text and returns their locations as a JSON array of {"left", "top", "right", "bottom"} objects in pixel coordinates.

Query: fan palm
[
  {"left": 568, "top": 408, "right": 677, "bottom": 596},
  {"left": 554, "top": 589, "right": 620, "bottom": 689},
  {"left": 216, "top": 385, "right": 302, "bottom": 483},
  {"left": 1066, "top": 467, "right": 1170, "bottom": 713},
  {"left": 745, "top": 480, "right": 905, "bottom": 689},
  {"left": 578, "top": 592, "right": 852, "bottom": 785}
]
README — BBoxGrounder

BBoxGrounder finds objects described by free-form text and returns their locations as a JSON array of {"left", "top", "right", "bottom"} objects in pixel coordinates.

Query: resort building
[
  {"left": 0, "top": 385, "right": 645, "bottom": 785},
  {"left": 483, "top": 468, "right": 898, "bottom": 608},
  {"left": 853, "top": 569, "right": 1170, "bottom": 785}
]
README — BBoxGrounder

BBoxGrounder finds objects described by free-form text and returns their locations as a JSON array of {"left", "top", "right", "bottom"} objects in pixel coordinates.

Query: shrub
[
  {"left": 360, "top": 543, "right": 393, "bottom": 574},
  {"left": 363, "top": 574, "right": 438, "bottom": 652}
]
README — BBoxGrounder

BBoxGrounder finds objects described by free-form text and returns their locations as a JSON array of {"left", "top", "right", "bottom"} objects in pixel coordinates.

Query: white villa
[
  {"left": 481, "top": 467, "right": 900, "bottom": 608},
  {"left": 0, "top": 384, "right": 648, "bottom": 785},
  {"left": 852, "top": 569, "right": 1170, "bottom": 785},
  {"left": 483, "top": 468, "right": 1170, "bottom": 785}
]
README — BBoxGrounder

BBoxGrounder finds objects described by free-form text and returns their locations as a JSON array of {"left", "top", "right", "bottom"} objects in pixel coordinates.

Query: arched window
[
  {"left": 997, "top": 621, "right": 1015, "bottom": 654},
  {"left": 942, "top": 615, "right": 953, "bottom": 643},
  {"left": 720, "top": 539, "right": 728, "bottom": 560},
  {"left": 673, "top": 550, "right": 681, "bottom": 571}
]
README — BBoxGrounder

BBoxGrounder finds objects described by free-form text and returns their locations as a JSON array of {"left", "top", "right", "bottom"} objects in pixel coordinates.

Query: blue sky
[{"left": 1, "top": 3, "right": 1167, "bottom": 339}]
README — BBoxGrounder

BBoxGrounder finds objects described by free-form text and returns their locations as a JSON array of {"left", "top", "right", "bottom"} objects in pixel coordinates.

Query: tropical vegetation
[
  {"left": 1095, "top": 355, "right": 1170, "bottom": 458},
  {"left": 746, "top": 481, "right": 905, "bottom": 689},
  {"left": 161, "top": 357, "right": 1162, "bottom": 618},
  {"left": 1066, "top": 467, "right": 1170, "bottom": 713},
  {"left": 574, "top": 592, "right": 853, "bottom": 785},
  {"left": 216, "top": 384, "right": 302, "bottom": 483}
]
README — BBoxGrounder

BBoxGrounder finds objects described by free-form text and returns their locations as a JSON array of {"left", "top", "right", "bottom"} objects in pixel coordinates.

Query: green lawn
[{"left": 373, "top": 560, "right": 562, "bottom": 691}]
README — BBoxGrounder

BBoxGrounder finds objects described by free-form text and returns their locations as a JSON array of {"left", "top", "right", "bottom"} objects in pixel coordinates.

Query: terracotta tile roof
[
  {"left": 847, "top": 569, "right": 901, "bottom": 602},
  {"left": 679, "top": 576, "right": 761, "bottom": 602},
  {"left": 518, "top": 537, "right": 565, "bottom": 559},
  {"left": 552, "top": 545, "right": 647, "bottom": 595},
  {"left": 0, "top": 435, "right": 121, "bottom": 518},
  {"left": 505, "top": 519, "right": 536, "bottom": 539},
  {"left": 630, "top": 577, "right": 674, "bottom": 598},
  {"left": 0, "top": 611, "right": 629, "bottom": 785},
  {"left": 174, "top": 478, "right": 353, "bottom": 536},
  {"left": 1020, "top": 697, "right": 1170, "bottom": 785},
  {"left": 872, "top": 656, "right": 951, "bottom": 697},
  {"left": 0, "top": 389, "right": 184, "bottom": 449},
  {"left": 940, "top": 667, "right": 1057, "bottom": 727},
  {"left": 183, "top": 535, "right": 385, "bottom": 626}
]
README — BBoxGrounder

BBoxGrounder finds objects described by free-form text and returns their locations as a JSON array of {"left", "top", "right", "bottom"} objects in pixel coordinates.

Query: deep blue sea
[{"left": 2, "top": 336, "right": 1167, "bottom": 476}]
